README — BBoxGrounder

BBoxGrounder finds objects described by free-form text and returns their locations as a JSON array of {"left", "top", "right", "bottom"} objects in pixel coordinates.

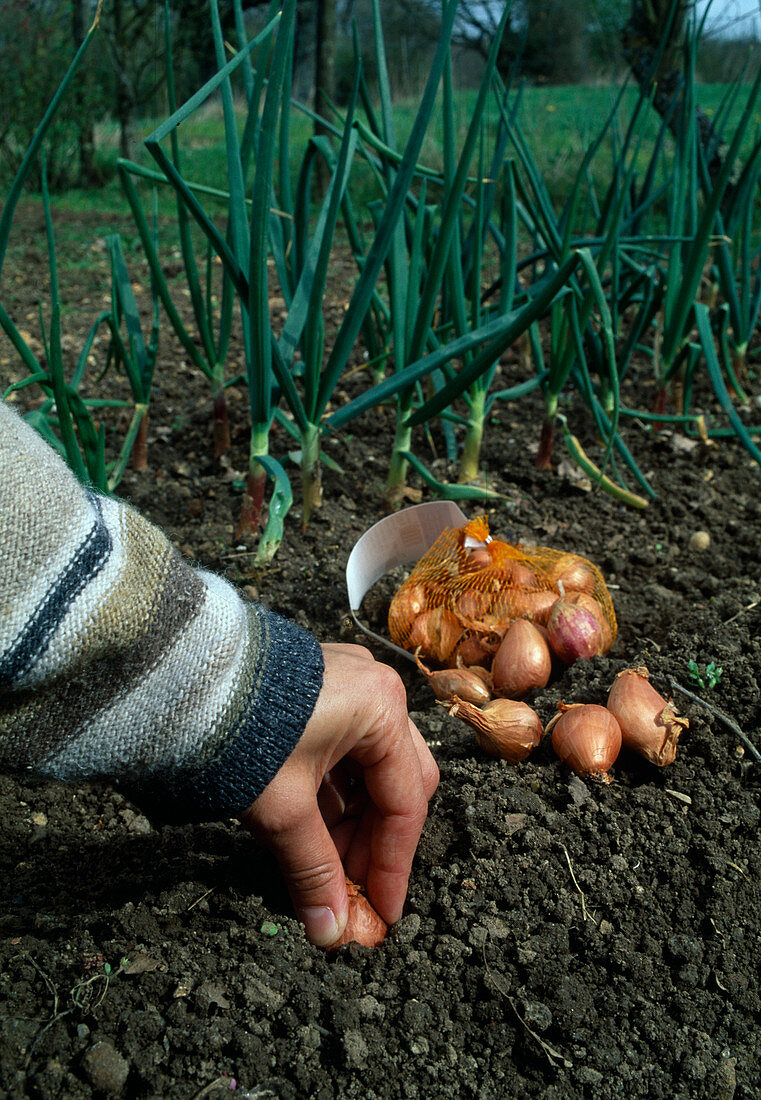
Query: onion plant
[
  {"left": 651, "top": 26, "right": 761, "bottom": 422},
  {"left": 104, "top": 233, "right": 161, "bottom": 471},
  {"left": 117, "top": 2, "right": 236, "bottom": 460},
  {"left": 2, "top": 167, "right": 142, "bottom": 491},
  {"left": 0, "top": 2, "right": 102, "bottom": 279},
  {"left": 138, "top": 0, "right": 464, "bottom": 554},
  {"left": 327, "top": 0, "right": 516, "bottom": 505},
  {"left": 0, "top": 2, "right": 149, "bottom": 491},
  {"left": 486, "top": 80, "right": 659, "bottom": 502},
  {"left": 701, "top": 82, "right": 761, "bottom": 403},
  {"left": 141, "top": 0, "right": 291, "bottom": 559}
]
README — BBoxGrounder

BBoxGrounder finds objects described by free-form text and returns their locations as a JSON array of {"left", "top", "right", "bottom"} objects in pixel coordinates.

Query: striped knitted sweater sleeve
[{"left": 0, "top": 400, "right": 324, "bottom": 820}]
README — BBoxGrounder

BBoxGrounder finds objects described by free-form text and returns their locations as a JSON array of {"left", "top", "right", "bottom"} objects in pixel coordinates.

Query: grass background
[{"left": 50, "top": 82, "right": 761, "bottom": 225}]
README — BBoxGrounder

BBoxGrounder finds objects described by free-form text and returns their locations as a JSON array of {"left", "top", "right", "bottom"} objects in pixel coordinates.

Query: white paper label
[{"left": 345, "top": 501, "right": 468, "bottom": 660}]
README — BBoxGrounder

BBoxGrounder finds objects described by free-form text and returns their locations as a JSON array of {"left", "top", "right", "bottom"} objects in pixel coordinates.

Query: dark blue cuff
[{"left": 125, "top": 608, "right": 325, "bottom": 822}]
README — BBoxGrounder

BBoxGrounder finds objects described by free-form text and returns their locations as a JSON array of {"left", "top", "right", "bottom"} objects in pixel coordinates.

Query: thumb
[{"left": 245, "top": 793, "right": 350, "bottom": 947}]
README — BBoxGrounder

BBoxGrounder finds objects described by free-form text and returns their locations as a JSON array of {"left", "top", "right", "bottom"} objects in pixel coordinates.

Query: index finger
[{"left": 348, "top": 681, "right": 434, "bottom": 923}]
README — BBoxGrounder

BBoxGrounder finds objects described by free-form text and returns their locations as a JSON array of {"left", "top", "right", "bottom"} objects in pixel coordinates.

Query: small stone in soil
[{"left": 81, "top": 1041, "right": 129, "bottom": 1094}]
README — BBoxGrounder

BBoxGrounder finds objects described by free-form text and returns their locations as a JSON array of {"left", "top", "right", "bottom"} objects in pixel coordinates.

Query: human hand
[{"left": 239, "top": 643, "right": 439, "bottom": 946}]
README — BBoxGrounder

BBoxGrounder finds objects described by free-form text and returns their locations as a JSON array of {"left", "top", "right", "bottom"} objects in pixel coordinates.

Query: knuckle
[
  {"left": 373, "top": 663, "right": 408, "bottom": 715},
  {"left": 285, "top": 859, "right": 338, "bottom": 897},
  {"left": 412, "top": 789, "right": 431, "bottom": 827},
  {"left": 422, "top": 755, "right": 440, "bottom": 795}
]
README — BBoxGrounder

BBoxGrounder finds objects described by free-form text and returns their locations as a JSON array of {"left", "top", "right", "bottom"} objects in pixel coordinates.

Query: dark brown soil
[{"left": 1, "top": 204, "right": 760, "bottom": 1099}]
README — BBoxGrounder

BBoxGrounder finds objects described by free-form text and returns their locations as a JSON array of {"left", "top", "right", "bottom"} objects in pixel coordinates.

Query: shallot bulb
[
  {"left": 326, "top": 878, "right": 388, "bottom": 951},
  {"left": 408, "top": 606, "right": 462, "bottom": 663},
  {"left": 500, "top": 560, "right": 542, "bottom": 590},
  {"left": 389, "top": 582, "right": 427, "bottom": 624},
  {"left": 508, "top": 587, "right": 558, "bottom": 625},
  {"left": 492, "top": 619, "right": 552, "bottom": 698},
  {"left": 606, "top": 666, "right": 688, "bottom": 766},
  {"left": 567, "top": 592, "right": 613, "bottom": 653},
  {"left": 450, "top": 632, "right": 498, "bottom": 669},
  {"left": 546, "top": 596, "right": 607, "bottom": 664},
  {"left": 448, "top": 695, "right": 543, "bottom": 762},
  {"left": 546, "top": 552, "right": 597, "bottom": 596},
  {"left": 454, "top": 587, "right": 495, "bottom": 622},
  {"left": 415, "top": 651, "right": 491, "bottom": 705},
  {"left": 456, "top": 656, "right": 493, "bottom": 692},
  {"left": 547, "top": 702, "right": 622, "bottom": 782},
  {"left": 461, "top": 546, "right": 493, "bottom": 573}
]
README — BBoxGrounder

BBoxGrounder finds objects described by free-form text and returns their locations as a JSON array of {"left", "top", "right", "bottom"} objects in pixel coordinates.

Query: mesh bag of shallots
[{"left": 388, "top": 515, "right": 616, "bottom": 668}]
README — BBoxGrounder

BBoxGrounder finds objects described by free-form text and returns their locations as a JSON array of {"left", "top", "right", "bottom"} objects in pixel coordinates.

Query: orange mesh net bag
[{"left": 388, "top": 515, "right": 616, "bottom": 667}]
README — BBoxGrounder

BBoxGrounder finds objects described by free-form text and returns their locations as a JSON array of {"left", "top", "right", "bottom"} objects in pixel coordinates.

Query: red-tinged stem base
[
  {"left": 212, "top": 389, "right": 231, "bottom": 459},
  {"left": 235, "top": 466, "right": 266, "bottom": 541},
  {"left": 651, "top": 384, "right": 668, "bottom": 432},
  {"left": 132, "top": 411, "right": 149, "bottom": 472},
  {"left": 535, "top": 416, "right": 555, "bottom": 470}
]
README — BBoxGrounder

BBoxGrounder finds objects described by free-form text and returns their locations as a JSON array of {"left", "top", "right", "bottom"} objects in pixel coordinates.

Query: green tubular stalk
[
  {"left": 560, "top": 421, "right": 649, "bottom": 510},
  {"left": 459, "top": 387, "right": 486, "bottom": 484},
  {"left": 300, "top": 422, "right": 322, "bottom": 530},
  {"left": 458, "top": 142, "right": 513, "bottom": 486},
  {"left": 384, "top": 393, "right": 414, "bottom": 509},
  {"left": 107, "top": 404, "right": 148, "bottom": 491},
  {"left": 0, "top": 1, "right": 103, "bottom": 276},
  {"left": 371, "top": 0, "right": 413, "bottom": 507}
]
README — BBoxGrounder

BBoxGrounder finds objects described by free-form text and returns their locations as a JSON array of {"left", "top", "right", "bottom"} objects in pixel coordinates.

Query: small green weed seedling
[{"left": 688, "top": 659, "right": 723, "bottom": 690}]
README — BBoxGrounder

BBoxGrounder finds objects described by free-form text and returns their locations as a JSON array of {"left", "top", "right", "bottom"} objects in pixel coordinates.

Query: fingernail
[{"left": 298, "top": 905, "right": 342, "bottom": 947}]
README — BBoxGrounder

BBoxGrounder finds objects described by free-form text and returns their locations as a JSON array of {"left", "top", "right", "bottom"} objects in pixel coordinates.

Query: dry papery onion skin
[
  {"left": 547, "top": 702, "right": 622, "bottom": 783},
  {"left": 448, "top": 695, "right": 543, "bottom": 763},
  {"left": 415, "top": 651, "right": 491, "bottom": 705},
  {"left": 326, "top": 879, "right": 388, "bottom": 951},
  {"left": 606, "top": 666, "right": 689, "bottom": 766},
  {"left": 407, "top": 606, "right": 462, "bottom": 664}
]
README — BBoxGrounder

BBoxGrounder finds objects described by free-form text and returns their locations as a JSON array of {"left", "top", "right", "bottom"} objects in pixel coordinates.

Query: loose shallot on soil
[
  {"left": 606, "top": 666, "right": 688, "bottom": 766},
  {"left": 547, "top": 702, "right": 622, "bottom": 782},
  {"left": 448, "top": 695, "right": 543, "bottom": 762},
  {"left": 326, "top": 879, "right": 388, "bottom": 951}
]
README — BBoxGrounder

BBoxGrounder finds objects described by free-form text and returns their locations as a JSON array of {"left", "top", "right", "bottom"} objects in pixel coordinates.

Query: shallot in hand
[{"left": 326, "top": 878, "right": 388, "bottom": 951}]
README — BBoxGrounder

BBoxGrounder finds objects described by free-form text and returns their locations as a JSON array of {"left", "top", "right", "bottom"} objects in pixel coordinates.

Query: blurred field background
[{"left": 3, "top": 0, "right": 761, "bottom": 558}]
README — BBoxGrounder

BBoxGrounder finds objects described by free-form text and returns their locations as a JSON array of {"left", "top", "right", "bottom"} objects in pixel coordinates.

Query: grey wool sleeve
[{"left": 0, "top": 400, "right": 324, "bottom": 820}]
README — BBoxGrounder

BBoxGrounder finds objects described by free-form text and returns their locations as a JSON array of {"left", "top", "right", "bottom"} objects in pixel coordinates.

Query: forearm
[{"left": 0, "top": 401, "right": 324, "bottom": 818}]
